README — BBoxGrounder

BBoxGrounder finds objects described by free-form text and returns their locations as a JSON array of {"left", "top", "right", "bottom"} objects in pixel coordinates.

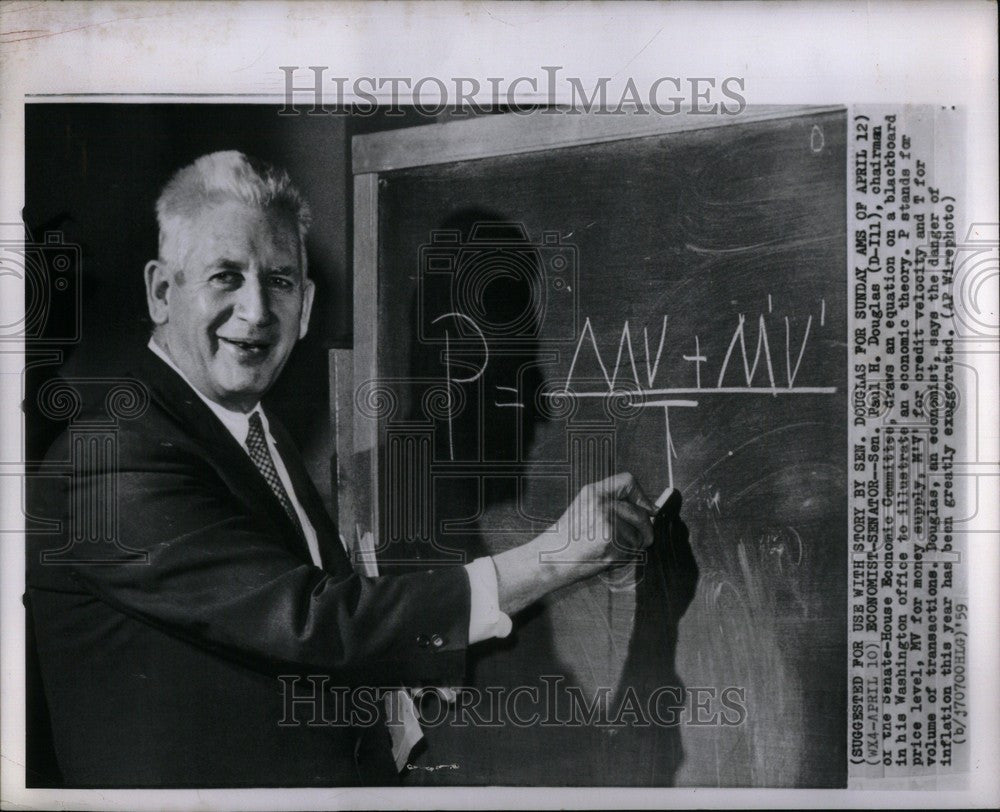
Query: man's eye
[
  {"left": 268, "top": 276, "right": 295, "bottom": 290},
  {"left": 211, "top": 271, "right": 242, "bottom": 286}
]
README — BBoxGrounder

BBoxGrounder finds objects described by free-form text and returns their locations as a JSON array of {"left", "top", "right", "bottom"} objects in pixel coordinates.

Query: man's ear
[
  {"left": 298, "top": 277, "right": 316, "bottom": 340},
  {"left": 144, "top": 260, "right": 171, "bottom": 325}
]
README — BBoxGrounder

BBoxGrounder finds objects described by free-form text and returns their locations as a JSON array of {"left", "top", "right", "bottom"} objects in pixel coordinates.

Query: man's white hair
[{"left": 155, "top": 150, "right": 312, "bottom": 269}]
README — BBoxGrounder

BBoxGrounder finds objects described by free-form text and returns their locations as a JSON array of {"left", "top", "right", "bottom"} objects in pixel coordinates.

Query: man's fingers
[
  {"left": 596, "top": 472, "right": 656, "bottom": 516},
  {"left": 592, "top": 472, "right": 627, "bottom": 497},
  {"left": 611, "top": 516, "right": 640, "bottom": 552},
  {"left": 629, "top": 484, "right": 656, "bottom": 516},
  {"left": 612, "top": 499, "right": 654, "bottom": 549}
]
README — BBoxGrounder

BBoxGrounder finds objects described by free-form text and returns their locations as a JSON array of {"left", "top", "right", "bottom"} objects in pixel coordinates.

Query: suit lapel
[
  {"left": 267, "top": 416, "right": 350, "bottom": 574},
  {"left": 130, "top": 349, "right": 317, "bottom": 565}
]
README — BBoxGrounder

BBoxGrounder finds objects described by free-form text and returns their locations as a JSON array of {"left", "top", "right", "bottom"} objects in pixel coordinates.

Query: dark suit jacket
[{"left": 26, "top": 348, "right": 471, "bottom": 787}]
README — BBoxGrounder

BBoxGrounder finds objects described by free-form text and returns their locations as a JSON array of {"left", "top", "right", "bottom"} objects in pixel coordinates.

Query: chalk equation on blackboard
[
  {"left": 423, "top": 294, "right": 839, "bottom": 487},
  {"left": 556, "top": 304, "right": 835, "bottom": 396},
  {"left": 540, "top": 300, "right": 837, "bottom": 487}
]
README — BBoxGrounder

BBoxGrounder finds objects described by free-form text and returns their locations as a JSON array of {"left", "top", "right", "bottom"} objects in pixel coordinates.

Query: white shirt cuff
[{"left": 464, "top": 556, "right": 513, "bottom": 644}]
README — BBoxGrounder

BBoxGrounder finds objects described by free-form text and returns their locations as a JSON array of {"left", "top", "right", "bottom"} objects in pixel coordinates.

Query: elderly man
[{"left": 26, "top": 151, "right": 656, "bottom": 787}]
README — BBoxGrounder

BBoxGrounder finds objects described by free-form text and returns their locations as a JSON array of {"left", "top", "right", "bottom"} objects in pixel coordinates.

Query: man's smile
[{"left": 217, "top": 335, "right": 274, "bottom": 358}]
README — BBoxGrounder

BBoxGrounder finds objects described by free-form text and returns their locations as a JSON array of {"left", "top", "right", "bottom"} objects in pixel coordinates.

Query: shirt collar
[{"left": 147, "top": 337, "right": 266, "bottom": 447}]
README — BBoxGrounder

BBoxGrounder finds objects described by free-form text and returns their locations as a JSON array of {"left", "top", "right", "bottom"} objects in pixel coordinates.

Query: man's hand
[
  {"left": 491, "top": 473, "right": 656, "bottom": 616},
  {"left": 547, "top": 472, "right": 656, "bottom": 569}
]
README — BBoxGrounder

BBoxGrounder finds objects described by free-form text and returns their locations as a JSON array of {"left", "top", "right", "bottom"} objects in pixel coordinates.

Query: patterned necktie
[{"left": 245, "top": 411, "right": 304, "bottom": 539}]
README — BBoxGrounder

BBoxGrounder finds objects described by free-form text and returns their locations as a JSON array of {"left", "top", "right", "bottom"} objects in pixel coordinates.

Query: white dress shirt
[{"left": 147, "top": 338, "right": 512, "bottom": 644}]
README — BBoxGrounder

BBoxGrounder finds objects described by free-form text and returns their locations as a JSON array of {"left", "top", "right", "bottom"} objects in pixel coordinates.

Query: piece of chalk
[{"left": 654, "top": 485, "right": 676, "bottom": 510}]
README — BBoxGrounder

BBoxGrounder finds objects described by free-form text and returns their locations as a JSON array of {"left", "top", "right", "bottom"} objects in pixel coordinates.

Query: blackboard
[{"left": 345, "top": 108, "right": 847, "bottom": 786}]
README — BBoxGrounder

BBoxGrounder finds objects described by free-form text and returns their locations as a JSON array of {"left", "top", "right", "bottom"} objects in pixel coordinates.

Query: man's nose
[{"left": 234, "top": 275, "right": 272, "bottom": 325}]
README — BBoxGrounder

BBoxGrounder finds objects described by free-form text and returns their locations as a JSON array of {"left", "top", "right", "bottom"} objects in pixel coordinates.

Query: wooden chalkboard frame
[{"left": 337, "top": 104, "right": 844, "bottom": 546}]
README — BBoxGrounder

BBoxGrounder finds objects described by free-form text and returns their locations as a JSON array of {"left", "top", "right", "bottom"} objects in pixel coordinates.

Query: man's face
[{"left": 146, "top": 199, "right": 315, "bottom": 412}]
